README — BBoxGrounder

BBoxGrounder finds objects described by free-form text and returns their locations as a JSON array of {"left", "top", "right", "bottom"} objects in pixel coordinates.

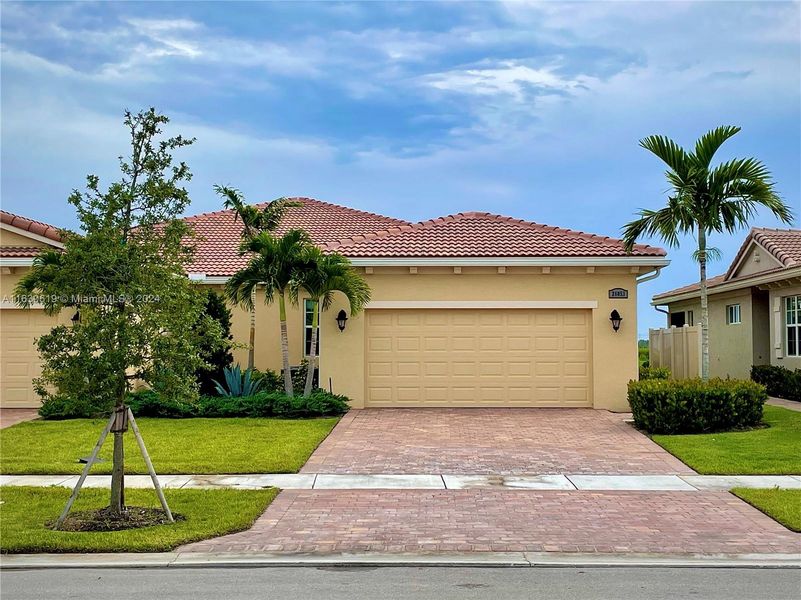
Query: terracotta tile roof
[
  {"left": 0, "top": 246, "right": 47, "bottom": 258},
  {"left": 725, "top": 227, "right": 801, "bottom": 279},
  {"left": 654, "top": 228, "right": 801, "bottom": 301},
  {"left": 183, "top": 197, "right": 409, "bottom": 276},
  {"left": 0, "top": 210, "right": 63, "bottom": 243},
  {"left": 326, "top": 212, "right": 666, "bottom": 258}
]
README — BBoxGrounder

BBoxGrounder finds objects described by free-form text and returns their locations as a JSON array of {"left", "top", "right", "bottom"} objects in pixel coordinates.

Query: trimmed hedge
[
  {"left": 125, "top": 389, "right": 349, "bottom": 419},
  {"left": 628, "top": 378, "right": 766, "bottom": 434},
  {"left": 639, "top": 365, "right": 670, "bottom": 380},
  {"left": 751, "top": 365, "right": 801, "bottom": 402}
]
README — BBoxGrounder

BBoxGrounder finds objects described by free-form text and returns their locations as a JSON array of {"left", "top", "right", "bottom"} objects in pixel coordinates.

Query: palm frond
[
  {"left": 639, "top": 135, "right": 689, "bottom": 178},
  {"left": 691, "top": 125, "right": 741, "bottom": 169}
]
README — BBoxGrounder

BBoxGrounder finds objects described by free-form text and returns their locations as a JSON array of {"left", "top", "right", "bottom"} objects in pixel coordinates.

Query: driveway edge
[{"left": 2, "top": 551, "right": 799, "bottom": 570}]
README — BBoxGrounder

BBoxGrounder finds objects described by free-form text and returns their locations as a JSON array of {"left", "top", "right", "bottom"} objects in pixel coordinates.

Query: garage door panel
[
  {"left": 1, "top": 309, "right": 61, "bottom": 408},
  {"left": 365, "top": 308, "right": 592, "bottom": 407}
]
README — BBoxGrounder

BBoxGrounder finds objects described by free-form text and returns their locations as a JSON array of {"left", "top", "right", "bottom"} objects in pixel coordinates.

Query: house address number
[{"left": 608, "top": 288, "right": 629, "bottom": 299}]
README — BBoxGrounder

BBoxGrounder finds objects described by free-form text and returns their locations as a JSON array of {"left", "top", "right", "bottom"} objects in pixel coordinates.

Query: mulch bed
[{"left": 47, "top": 506, "right": 185, "bottom": 532}]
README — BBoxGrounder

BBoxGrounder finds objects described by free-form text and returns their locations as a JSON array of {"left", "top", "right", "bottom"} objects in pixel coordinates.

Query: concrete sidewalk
[
  {"left": 2, "top": 550, "right": 800, "bottom": 570},
  {"left": 2, "top": 473, "right": 800, "bottom": 491}
]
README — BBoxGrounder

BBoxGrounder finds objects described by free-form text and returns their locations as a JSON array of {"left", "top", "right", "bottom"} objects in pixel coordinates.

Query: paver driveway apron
[
  {"left": 301, "top": 408, "right": 693, "bottom": 475},
  {"left": 181, "top": 409, "right": 800, "bottom": 556}
]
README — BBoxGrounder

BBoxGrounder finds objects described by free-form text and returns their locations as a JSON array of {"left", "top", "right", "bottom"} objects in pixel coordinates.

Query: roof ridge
[{"left": 182, "top": 196, "right": 408, "bottom": 225}]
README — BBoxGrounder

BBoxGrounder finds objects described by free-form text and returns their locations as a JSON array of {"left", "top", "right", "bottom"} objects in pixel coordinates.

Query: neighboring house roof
[
  {"left": 653, "top": 227, "right": 801, "bottom": 304},
  {"left": 183, "top": 197, "right": 410, "bottom": 276},
  {"left": 326, "top": 211, "right": 666, "bottom": 258},
  {"left": 0, "top": 210, "right": 63, "bottom": 243}
]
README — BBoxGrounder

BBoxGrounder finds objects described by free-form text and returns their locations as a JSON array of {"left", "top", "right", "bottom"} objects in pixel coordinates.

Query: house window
[
  {"left": 304, "top": 299, "right": 320, "bottom": 356},
  {"left": 787, "top": 295, "right": 801, "bottom": 357},
  {"left": 669, "top": 312, "right": 686, "bottom": 327},
  {"left": 687, "top": 310, "right": 694, "bottom": 326},
  {"left": 726, "top": 304, "right": 741, "bottom": 325}
]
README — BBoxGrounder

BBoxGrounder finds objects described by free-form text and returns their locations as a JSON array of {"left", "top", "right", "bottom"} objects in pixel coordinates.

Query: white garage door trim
[{"left": 367, "top": 300, "right": 598, "bottom": 309}]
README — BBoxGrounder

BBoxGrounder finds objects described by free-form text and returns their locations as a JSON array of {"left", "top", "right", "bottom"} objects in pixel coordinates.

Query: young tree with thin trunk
[
  {"left": 622, "top": 126, "right": 794, "bottom": 380},
  {"left": 290, "top": 248, "right": 371, "bottom": 396},
  {"left": 215, "top": 186, "right": 300, "bottom": 370},
  {"left": 16, "top": 109, "right": 223, "bottom": 515},
  {"left": 225, "top": 229, "right": 314, "bottom": 395}
]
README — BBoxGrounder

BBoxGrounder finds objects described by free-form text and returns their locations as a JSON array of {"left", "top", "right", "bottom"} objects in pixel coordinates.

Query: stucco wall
[
  {"left": 0, "top": 229, "right": 47, "bottom": 248},
  {"left": 313, "top": 266, "right": 642, "bottom": 412},
  {"left": 667, "top": 289, "right": 754, "bottom": 379}
]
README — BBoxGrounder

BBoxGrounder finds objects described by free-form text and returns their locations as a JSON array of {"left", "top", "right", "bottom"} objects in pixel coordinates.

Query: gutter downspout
[{"left": 636, "top": 266, "right": 668, "bottom": 329}]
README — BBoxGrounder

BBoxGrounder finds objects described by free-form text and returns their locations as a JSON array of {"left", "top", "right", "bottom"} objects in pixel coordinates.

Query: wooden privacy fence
[{"left": 649, "top": 325, "right": 701, "bottom": 379}]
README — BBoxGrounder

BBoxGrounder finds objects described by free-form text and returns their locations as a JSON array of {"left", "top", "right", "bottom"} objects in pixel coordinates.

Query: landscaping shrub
[
  {"left": 628, "top": 378, "right": 766, "bottom": 434},
  {"left": 38, "top": 395, "right": 111, "bottom": 420},
  {"left": 251, "top": 368, "right": 283, "bottom": 393},
  {"left": 751, "top": 365, "right": 801, "bottom": 402},
  {"left": 122, "top": 389, "right": 350, "bottom": 419},
  {"left": 193, "top": 289, "right": 234, "bottom": 396},
  {"left": 639, "top": 365, "right": 670, "bottom": 380},
  {"left": 126, "top": 390, "right": 196, "bottom": 418}
]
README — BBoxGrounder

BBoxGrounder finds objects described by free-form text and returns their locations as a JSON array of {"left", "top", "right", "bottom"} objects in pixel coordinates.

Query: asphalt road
[{"left": 1, "top": 567, "right": 800, "bottom": 600}]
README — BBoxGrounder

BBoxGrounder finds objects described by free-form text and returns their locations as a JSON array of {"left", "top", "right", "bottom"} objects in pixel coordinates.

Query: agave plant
[{"left": 212, "top": 364, "right": 264, "bottom": 397}]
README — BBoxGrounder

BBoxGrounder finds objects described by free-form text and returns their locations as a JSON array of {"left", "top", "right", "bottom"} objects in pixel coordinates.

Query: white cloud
[{"left": 423, "top": 60, "right": 595, "bottom": 101}]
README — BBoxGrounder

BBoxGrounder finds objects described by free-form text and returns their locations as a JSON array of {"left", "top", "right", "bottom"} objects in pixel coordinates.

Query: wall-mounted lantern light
[
  {"left": 336, "top": 310, "right": 348, "bottom": 332},
  {"left": 609, "top": 309, "right": 622, "bottom": 332}
]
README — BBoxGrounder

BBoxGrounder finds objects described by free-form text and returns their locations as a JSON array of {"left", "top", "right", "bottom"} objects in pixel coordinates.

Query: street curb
[{"left": 2, "top": 551, "right": 799, "bottom": 570}]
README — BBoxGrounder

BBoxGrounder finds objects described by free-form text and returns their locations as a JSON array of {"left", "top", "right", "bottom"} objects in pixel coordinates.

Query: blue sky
[{"left": 2, "top": 1, "right": 799, "bottom": 336}]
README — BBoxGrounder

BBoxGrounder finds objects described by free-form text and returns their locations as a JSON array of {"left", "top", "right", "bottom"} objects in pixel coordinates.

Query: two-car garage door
[{"left": 365, "top": 308, "right": 592, "bottom": 407}]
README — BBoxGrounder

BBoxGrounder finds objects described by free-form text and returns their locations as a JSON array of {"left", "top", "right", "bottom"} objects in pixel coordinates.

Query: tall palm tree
[
  {"left": 215, "top": 186, "right": 300, "bottom": 369},
  {"left": 290, "top": 248, "right": 371, "bottom": 397},
  {"left": 622, "top": 126, "right": 794, "bottom": 380},
  {"left": 225, "top": 229, "right": 314, "bottom": 395}
]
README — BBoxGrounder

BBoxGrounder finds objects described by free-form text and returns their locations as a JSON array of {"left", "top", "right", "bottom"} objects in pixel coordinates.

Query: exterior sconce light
[
  {"left": 609, "top": 309, "right": 622, "bottom": 332},
  {"left": 336, "top": 310, "right": 348, "bottom": 332}
]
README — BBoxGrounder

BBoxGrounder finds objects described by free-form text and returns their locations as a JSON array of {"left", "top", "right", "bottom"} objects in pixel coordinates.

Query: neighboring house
[
  {"left": 185, "top": 198, "right": 668, "bottom": 411},
  {"left": 0, "top": 211, "right": 69, "bottom": 408},
  {"left": 0, "top": 199, "right": 669, "bottom": 411},
  {"left": 652, "top": 227, "right": 801, "bottom": 380}
]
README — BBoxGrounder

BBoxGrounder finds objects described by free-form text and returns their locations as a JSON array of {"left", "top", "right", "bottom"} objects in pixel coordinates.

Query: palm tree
[
  {"left": 290, "top": 248, "right": 371, "bottom": 396},
  {"left": 622, "top": 126, "right": 794, "bottom": 380},
  {"left": 225, "top": 229, "right": 314, "bottom": 395},
  {"left": 215, "top": 186, "right": 300, "bottom": 369}
]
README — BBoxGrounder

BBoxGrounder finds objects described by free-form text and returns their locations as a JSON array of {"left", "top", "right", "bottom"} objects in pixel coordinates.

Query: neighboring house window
[
  {"left": 726, "top": 304, "right": 741, "bottom": 325},
  {"left": 669, "top": 312, "right": 686, "bottom": 327},
  {"left": 304, "top": 299, "right": 320, "bottom": 356},
  {"left": 687, "top": 310, "right": 694, "bottom": 326},
  {"left": 787, "top": 295, "right": 801, "bottom": 357}
]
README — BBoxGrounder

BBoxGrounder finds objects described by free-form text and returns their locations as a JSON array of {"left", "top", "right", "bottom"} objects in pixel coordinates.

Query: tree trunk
[
  {"left": 303, "top": 299, "right": 319, "bottom": 397},
  {"left": 698, "top": 225, "right": 710, "bottom": 381},
  {"left": 278, "top": 291, "right": 293, "bottom": 395},
  {"left": 109, "top": 431, "right": 125, "bottom": 513},
  {"left": 248, "top": 287, "right": 256, "bottom": 370}
]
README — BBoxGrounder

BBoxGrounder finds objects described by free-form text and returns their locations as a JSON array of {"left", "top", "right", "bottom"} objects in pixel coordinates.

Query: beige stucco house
[
  {"left": 0, "top": 211, "right": 69, "bottom": 407},
  {"left": 0, "top": 200, "right": 669, "bottom": 412},
  {"left": 652, "top": 227, "right": 801, "bottom": 380}
]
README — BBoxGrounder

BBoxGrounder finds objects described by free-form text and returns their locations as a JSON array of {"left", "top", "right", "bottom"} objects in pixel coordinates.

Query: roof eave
[
  {"left": 345, "top": 256, "right": 669, "bottom": 267},
  {"left": 652, "top": 265, "right": 801, "bottom": 305}
]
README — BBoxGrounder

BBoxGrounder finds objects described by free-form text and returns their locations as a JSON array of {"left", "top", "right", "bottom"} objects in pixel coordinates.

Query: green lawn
[
  {"left": 0, "top": 417, "right": 338, "bottom": 475},
  {"left": 0, "top": 486, "right": 277, "bottom": 553},
  {"left": 731, "top": 488, "right": 801, "bottom": 532},
  {"left": 652, "top": 406, "right": 801, "bottom": 474}
]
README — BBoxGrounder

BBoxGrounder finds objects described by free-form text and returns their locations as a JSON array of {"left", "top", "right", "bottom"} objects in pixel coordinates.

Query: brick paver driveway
[
  {"left": 301, "top": 408, "right": 693, "bottom": 475},
  {"left": 180, "top": 408, "right": 800, "bottom": 556},
  {"left": 182, "top": 489, "right": 800, "bottom": 554}
]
